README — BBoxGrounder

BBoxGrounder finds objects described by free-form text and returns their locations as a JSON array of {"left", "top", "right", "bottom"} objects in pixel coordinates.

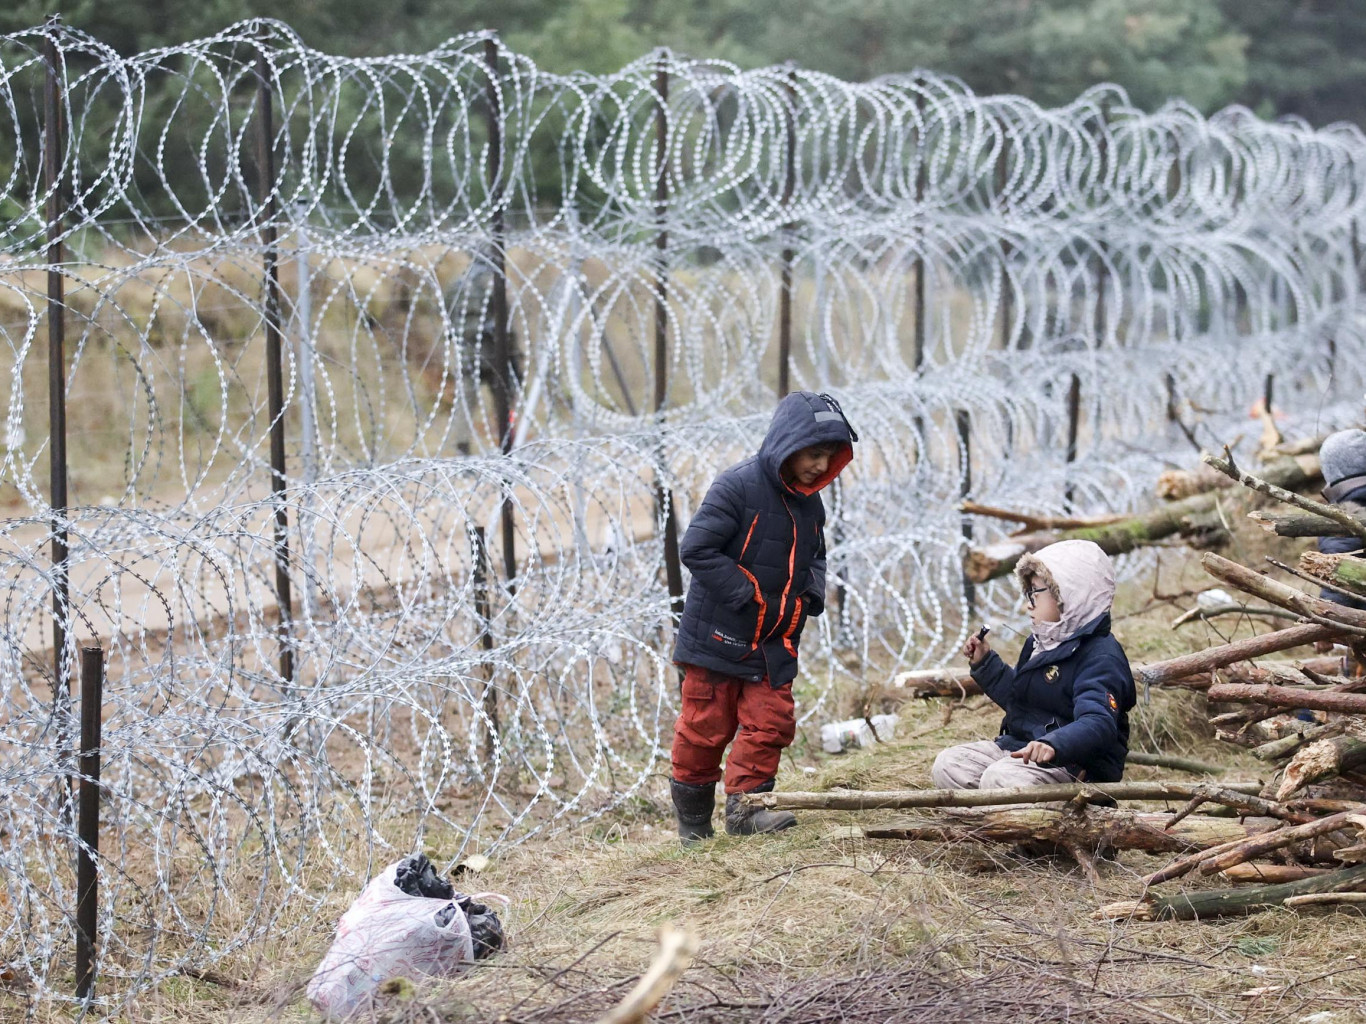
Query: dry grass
[{"left": 16, "top": 455, "right": 1366, "bottom": 1023}]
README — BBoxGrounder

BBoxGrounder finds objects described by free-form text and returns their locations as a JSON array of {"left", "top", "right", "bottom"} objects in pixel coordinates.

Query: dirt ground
[{"left": 71, "top": 530, "right": 1361, "bottom": 1024}]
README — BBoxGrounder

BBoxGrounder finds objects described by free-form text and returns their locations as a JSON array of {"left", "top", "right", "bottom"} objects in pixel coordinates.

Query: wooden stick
[
  {"left": 1196, "top": 811, "right": 1361, "bottom": 876},
  {"left": 1282, "top": 891, "right": 1366, "bottom": 908},
  {"left": 1299, "top": 551, "right": 1366, "bottom": 601},
  {"left": 1134, "top": 623, "right": 1345, "bottom": 690},
  {"left": 958, "top": 501, "right": 1125, "bottom": 533},
  {"left": 1248, "top": 508, "right": 1366, "bottom": 538},
  {"left": 1201, "top": 552, "right": 1366, "bottom": 629},
  {"left": 1170, "top": 602, "right": 1297, "bottom": 628},
  {"left": 1203, "top": 450, "right": 1366, "bottom": 542},
  {"left": 591, "top": 924, "right": 698, "bottom": 1024},
  {"left": 1275, "top": 736, "right": 1366, "bottom": 801},
  {"left": 743, "top": 780, "right": 1264, "bottom": 812},
  {"left": 1251, "top": 720, "right": 1348, "bottom": 763},
  {"left": 1126, "top": 752, "right": 1223, "bottom": 775},
  {"left": 1205, "top": 683, "right": 1366, "bottom": 716},
  {"left": 963, "top": 491, "right": 1226, "bottom": 582},
  {"left": 1101, "top": 863, "right": 1366, "bottom": 921},
  {"left": 1157, "top": 453, "right": 1319, "bottom": 501},
  {"left": 863, "top": 806, "right": 1255, "bottom": 854},
  {"left": 1222, "top": 863, "right": 1332, "bottom": 884},
  {"left": 895, "top": 654, "right": 1346, "bottom": 699}
]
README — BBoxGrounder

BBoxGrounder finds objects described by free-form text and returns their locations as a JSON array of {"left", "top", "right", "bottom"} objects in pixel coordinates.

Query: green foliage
[{"left": 8, "top": 0, "right": 1365, "bottom": 125}]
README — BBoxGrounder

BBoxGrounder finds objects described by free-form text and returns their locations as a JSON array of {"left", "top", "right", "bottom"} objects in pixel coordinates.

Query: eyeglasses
[{"left": 1023, "top": 585, "right": 1050, "bottom": 610}]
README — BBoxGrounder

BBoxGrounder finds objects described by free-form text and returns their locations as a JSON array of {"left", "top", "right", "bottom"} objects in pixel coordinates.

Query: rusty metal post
[
  {"left": 654, "top": 53, "right": 684, "bottom": 615},
  {"left": 957, "top": 410, "right": 975, "bottom": 617},
  {"left": 996, "top": 138, "right": 1012, "bottom": 351},
  {"left": 255, "top": 48, "right": 294, "bottom": 685},
  {"left": 75, "top": 645, "right": 103, "bottom": 1002},
  {"left": 778, "top": 67, "right": 797, "bottom": 397},
  {"left": 1064, "top": 373, "right": 1081, "bottom": 509},
  {"left": 472, "top": 528, "right": 498, "bottom": 763},
  {"left": 913, "top": 104, "right": 927, "bottom": 373},
  {"left": 483, "top": 38, "right": 518, "bottom": 590},
  {"left": 43, "top": 21, "right": 72, "bottom": 732}
]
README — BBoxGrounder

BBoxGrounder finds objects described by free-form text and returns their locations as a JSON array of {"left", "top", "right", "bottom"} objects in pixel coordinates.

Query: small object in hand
[{"left": 975, "top": 623, "right": 991, "bottom": 642}]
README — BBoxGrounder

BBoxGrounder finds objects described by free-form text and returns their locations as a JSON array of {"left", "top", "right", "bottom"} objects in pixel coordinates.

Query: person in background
[
  {"left": 668, "top": 391, "right": 858, "bottom": 845},
  {"left": 933, "top": 539, "right": 1135, "bottom": 790},
  {"left": 1314, "top": 427, "right": 1366, "bottom": 675}
]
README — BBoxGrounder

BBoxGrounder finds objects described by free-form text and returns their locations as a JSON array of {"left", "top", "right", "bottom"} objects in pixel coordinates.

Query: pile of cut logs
[{"left": 742, "top": 429, "right": 1366, "bottom": 921}]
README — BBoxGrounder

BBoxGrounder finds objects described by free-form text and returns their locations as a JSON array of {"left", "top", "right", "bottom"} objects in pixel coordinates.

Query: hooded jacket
[
  {"left": 968, "top": 540, "right": 1136, "bottom": 782},
  {"left": 672, "top": 392, "right": 857, "bottom": 687},
  {"left": 1317, "top": 480, "right": 1366, "bottom": 612}
]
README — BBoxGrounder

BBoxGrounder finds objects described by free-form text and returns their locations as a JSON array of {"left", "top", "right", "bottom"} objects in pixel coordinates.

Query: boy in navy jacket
[
  {"left": 669, "top": 392, "right": 857, "bottom": 843},
  {"left": 933, "top": 539, "right": 1135, "bottom": 789}
]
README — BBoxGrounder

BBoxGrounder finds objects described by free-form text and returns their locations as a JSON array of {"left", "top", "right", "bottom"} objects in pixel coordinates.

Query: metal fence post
[
  {"left": 484, "top": 38, "right": 518, "bottom": 591},
  {"left": 957, "top": 410, "right": 976, "bottom": 617},
  {"left": 996, "top": 136, "right": 1012, "bottom": 351},
  {"left": 1064, "top": 373, "right": 1081, "bottom": 509},
  {"left": 43, "top": 19, "right": 72, "bottom": 755},
  {"left": 778, "top": 66, "right": 796, "bottom": 398},
  {"left": 75, "top": 645, "right": 103, "bottom": 1002},
  {"left": 472, "top": 528, "right": 498, "bottom": 764},
  {"left": 256, "top": 47, "right": 294, "bottom": 685},
  {"left": 654, "top": 52, "right": 684, "bottom": 615}
]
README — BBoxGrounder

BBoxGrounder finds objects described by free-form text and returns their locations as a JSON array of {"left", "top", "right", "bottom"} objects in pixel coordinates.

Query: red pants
[{"left": 671, "top": 664, "right": 796, "bottom": 794}]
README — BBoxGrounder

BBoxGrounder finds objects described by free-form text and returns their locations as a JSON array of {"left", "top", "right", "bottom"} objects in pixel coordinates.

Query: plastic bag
[
  {"left": 820, "top": 714, "right": 898, "bottom": 753},
  {"left": 306, "top": 855, "right": 505, "bottom": 1018}
]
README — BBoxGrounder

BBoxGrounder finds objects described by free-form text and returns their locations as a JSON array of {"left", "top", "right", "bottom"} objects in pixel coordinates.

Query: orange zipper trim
[
  {"left": 782, "top": 596, "right": 803, "bottom": 657},
  {"left": 764, "top": 498, "right": 799, "bottom": 643},
  {"left": 739, "top": 513, "right": 759, "bottom": 561}
]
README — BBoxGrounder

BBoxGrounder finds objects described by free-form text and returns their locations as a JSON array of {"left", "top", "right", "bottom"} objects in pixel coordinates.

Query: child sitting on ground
[
  {"left": 932, "top": 539, "right": 1136, "bottom": 789},
  {"left": 669, "top": 391, "right": 858, "bottom": 844}
]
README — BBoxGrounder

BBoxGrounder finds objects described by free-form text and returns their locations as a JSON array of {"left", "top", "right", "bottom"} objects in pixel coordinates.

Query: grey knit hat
[{"left": 1321, "top": 428, "right": 1366, "bottom": 485}]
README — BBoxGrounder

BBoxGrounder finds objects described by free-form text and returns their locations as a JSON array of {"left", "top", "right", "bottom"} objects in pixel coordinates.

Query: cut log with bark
[
  {"left": 862, "top": 806, "right": 1257, "bottom": 854},
  {"left": 742, "top": 781, "right": 1264, "bottom": 813},
  {"left": 1203, "top": 451, "right": 1366, "bottom": 543},
  {"left": 1282, "top": 891, "right": 1366, "bottom": 908},
  {"left": 1299, "top": 551, "right": 1366, "bottom": 602},
  {"left": 1251, "top": 720, "right": 1349, "bottom": 762},
  {"left": 1157, "top": 454, "right": 1319, "bottom": 502},
  {"left": 1133, "top": 623, "right": 1347, "bottom": 691},
  {"left": 1205, "top": 684, "right": 1366, "bottom": 716},
  {"left": 1201, "top": 552, "right": 1366, "bottom": 631},
  {"left": 1221, "top": 863, "right": 1332, "bottom": 884},
  {"left": 894, "top": 656, "right": 1343, "bottom": 699},
  {"left": 1126, "top": 752, "right": 1222, "bottom": 775},
  {"left": 964, "top": 491, "right": 1228, "bottom": 583},
  {"left": 1195, "top": 810, "right": 1366, "bottom": 876},
  {"left": 957, "top": 501, "right": 1125, "bottom": 533},
  {"left": 1097, "top": 863, "right": 1366, "bottom": 921},
  {"left": 1274, "top": 736, "right": 1366, "bottom": 801},
  {"left": 1248, "top": 508, "right": 1366, "bottom": 538}
]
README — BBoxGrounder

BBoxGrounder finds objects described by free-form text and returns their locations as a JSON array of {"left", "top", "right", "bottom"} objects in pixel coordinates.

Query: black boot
[
  {"left": 671, "top": 779, "right": 716, "bottom": 846},
  {"left": 724, "top": 784, "right": 797, "bottom": 836}
]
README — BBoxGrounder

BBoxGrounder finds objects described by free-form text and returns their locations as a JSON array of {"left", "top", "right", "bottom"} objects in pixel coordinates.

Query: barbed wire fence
[{"left": 1, "top": 16, "right": 1365, "bottom": 1011}]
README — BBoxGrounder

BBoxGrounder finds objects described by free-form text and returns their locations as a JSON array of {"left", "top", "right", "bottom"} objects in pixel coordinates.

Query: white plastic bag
[
  {"left": 307, "top": 860, "right": 475, "bottom": 1018},
  {"left": 820, "top": 714, "right": 899, "bottom": 754}
]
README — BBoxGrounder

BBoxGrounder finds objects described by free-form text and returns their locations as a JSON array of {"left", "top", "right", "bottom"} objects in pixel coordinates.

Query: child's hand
[
  {"left": 962, "top": 634, "right": 991, "bottom": 666},
  {"left": 1010, "top": 740, "right": 1056, "bottom": 765}
]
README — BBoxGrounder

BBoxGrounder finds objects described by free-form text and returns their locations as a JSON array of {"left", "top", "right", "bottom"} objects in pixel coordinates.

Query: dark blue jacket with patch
[
  {"left": 672, "top": 392, "right": 857, "bottom": 687},
  {"left": 1318, "top": 480, "right": 1366, "bottom": 611},
  {"left": 968, "top": 613, "right": 1135, "bottom": 782}
]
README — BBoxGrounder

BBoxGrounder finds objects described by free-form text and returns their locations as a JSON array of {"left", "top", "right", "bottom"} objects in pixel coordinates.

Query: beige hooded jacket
[{"left": 1014, "top": 539, "right": 1116, "bottom": 656}]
